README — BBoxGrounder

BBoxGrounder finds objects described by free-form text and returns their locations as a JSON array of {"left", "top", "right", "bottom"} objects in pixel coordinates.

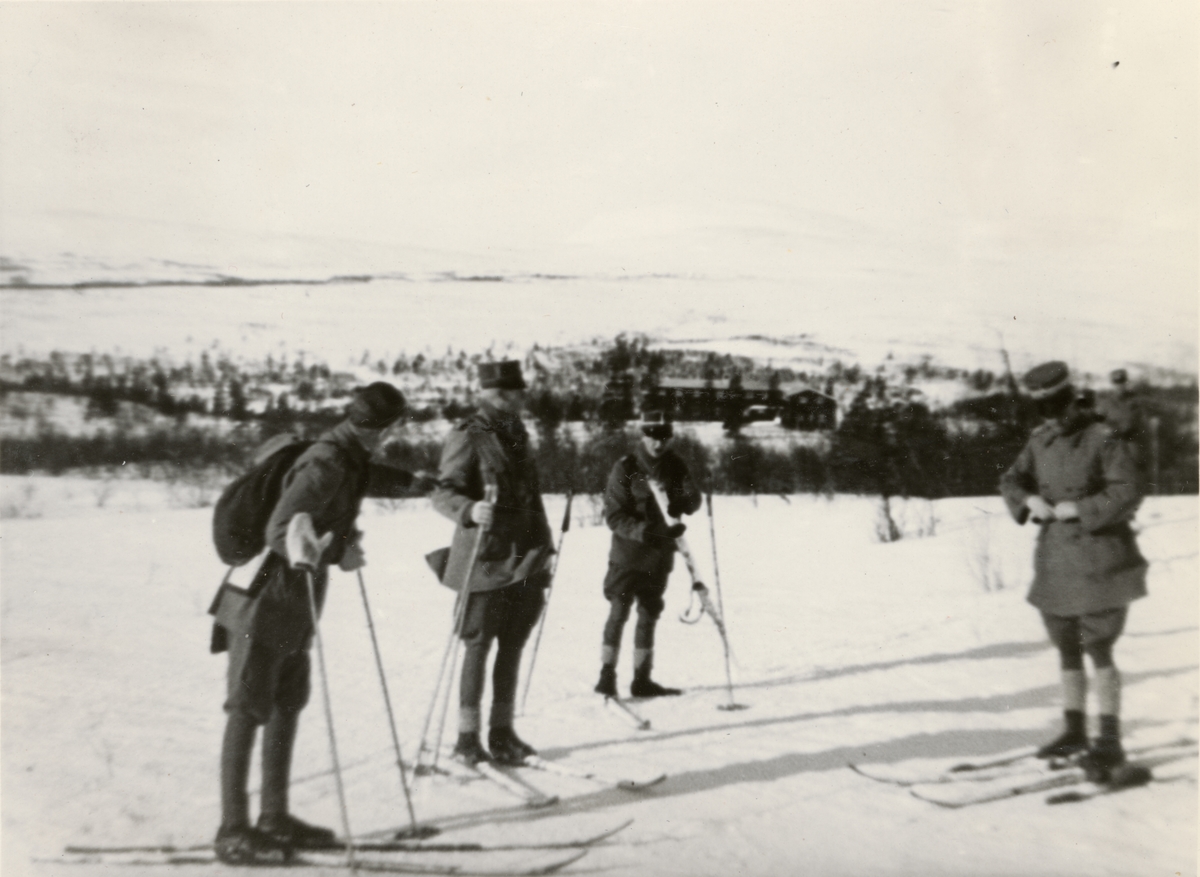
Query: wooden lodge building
[{"left": 637, "top": 377, "right": 838, "bottom": 431}]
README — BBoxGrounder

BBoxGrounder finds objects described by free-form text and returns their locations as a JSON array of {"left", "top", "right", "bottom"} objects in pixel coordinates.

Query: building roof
[
  {"left": 650, "top": 378, "right": 836, "bottom": 404},
  {"left": 783, "top": 386, "right": 836, "bottom": 402},
  {"left": 655, "top": 377, "right": 773, "bottom": 391}
]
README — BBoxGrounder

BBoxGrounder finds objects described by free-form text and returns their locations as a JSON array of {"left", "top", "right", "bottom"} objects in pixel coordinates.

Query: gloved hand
[
  {"left": 1053, "top": 500, "right": 1080, "bottom": 522},
  {"left": 1025, "top": 496, "right": 1055, "bottom": 524},
  {"left": 286, "top": 513, "right": 334, "bottom": 570},
  {"left": 648, "top": 521, "right": 686, "bottom": 543},
  {"left": 470, "top": 499, "right": 495, "bottom": 528},
  {"left": 339, "top": 537, "right": 366, "bottom": 572}
]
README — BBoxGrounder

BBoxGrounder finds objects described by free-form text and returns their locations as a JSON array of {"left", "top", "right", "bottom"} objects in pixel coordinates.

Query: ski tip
[
  {"left": 1046, "top": 790, "right": 1088, "bottom": 805},
  {"left": 717, "top": 702, "right": 749, "bottom": 711},
  {"left": 538, "top": 848, "right": 590, "bottom": 875},
  {"left": 391, "top": 824, "right": 441, "bottom": 841},
  {"left": 618, "top": 773, "right": 667, "bottom": 790},
  {"left": 527, "top": 794, "right": 560, "bottom": 809}
]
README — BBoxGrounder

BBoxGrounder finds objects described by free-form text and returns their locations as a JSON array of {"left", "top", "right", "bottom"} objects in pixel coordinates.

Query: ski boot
[
  {"left": 488, "top": 726, "right": 536, "bottom": 766},
  {"left": 594, "top": 665, "right": 618, "bottom": 698},
  {"left": 630, "top": 675, "right": 682, "bottom": 698},
  {"left": 1036, "top": 711, "right": 1088, "bottom": 760},
  {"left": 1079, "top": 716, "right": 1125, "bottom": 781},
  {"left": 257, "top": 813, "right": 338, "bottom": 850},
  {"left": 451, "top": 731, "right": 491, "bottom": 765},
  {"left": 1037, "top": 729, "right": 1089, "bottom": 760},
  {"left": 214, "top": 825, "right": 293, "bottom": 865}
]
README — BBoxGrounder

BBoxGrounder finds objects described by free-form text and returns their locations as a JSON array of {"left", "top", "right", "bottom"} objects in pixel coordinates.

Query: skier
[
  {"left": 432, "top": 360, "right": 554, "bottom": 766},
  {"left": 1000, "top": 360, "right": 1147, "bottom": 772},
  {"left": 595, "top": 410, "right": 702, "bottom": 699},
  {"left": 1102, "top": 369, "right": 1145, "bottom": 440},
  {"left": 209, "top": 382, "right": 419, "bottom": 864},
  {"left": 1102, "top": 368, "right": 1149, "bottom": 485}
]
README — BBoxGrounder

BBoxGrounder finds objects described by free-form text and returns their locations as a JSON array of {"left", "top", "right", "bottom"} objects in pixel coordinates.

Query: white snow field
[{"left": 2, "top": 479, "right": 1196, "bottom": 877}]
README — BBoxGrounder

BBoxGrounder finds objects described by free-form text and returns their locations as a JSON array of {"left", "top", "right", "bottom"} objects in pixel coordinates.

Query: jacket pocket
[{"left": 1082, "top": 525, "right": 1145, "bottom": 579}]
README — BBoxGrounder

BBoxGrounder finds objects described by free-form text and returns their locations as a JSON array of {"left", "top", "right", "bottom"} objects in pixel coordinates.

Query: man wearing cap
[
  {"left": 431, "top": 360, "right": 554, "bottom": 766},
  {"left": 1102, "top": 369, "right": 1148, "bottom": 478},
  {"left": 212, "top": 382, "right": 423, "bottom": 864},
  {"left": 594, "top": 411, "right": 702, "bottom": 699},
  {"left": 1000, "top": 361, "right": 1147, "bottom": 773}
]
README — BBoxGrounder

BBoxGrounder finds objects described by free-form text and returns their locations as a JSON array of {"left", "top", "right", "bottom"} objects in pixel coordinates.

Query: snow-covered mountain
[{"left": 2, "top": 209, "right": 1195, "bottom": 382}]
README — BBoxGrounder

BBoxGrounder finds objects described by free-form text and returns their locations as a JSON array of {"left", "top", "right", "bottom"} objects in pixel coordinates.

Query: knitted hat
[
  {"left": 639, "top": 410, "right": 674, "bottom": 440},
  {"left": 1022, "top": 361, "right": 1072, "bottom": 400},
  {"left": 347, "top": 382, "right": 407, "bottom": 429},
  {"left": 478, "top": 360, "right": 526, "bottom": 390}
]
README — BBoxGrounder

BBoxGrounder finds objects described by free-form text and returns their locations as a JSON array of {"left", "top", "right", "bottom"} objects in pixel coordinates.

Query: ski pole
[
  {"left": 519, "top": 491, "right": 573, "bottom": 715},
  {"left": 429, "top": 637, "right": 462, "bottom": 772},
  {"left": 414, "top": 608, "right": 462, "bottom": 775},
  {"left": 432, "top": 480, "right": 497, "bottom": 768},
  {"left": 302, "top": 568, "right": 356, "bottom": 867},
  {"left": 648, "top": 478, "right": 745, "bottom": 711},
  {"left": 705, "top": 488, "right": 744, "bottom": 710},
  {"left": 644, "top": 478, "right": 706, "bottom": 591},
  {"left": 355, "top": 570, "right": 437, "bottom": 841},
  {"left": 705, "top": 487, "right": 726, "bottom": 622},
  {"left": 415, "top": 480, "right": 497, "bottom": 773}
]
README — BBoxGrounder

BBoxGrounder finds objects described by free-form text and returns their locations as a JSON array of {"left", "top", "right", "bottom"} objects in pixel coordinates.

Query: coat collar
[
  {"left": 321, "top": 421, "right": 372, "bottom": 463},
  {"left": 472, "top": 404, "right": 527, "bottom": 441},
  {"left": 635, "top": 443, "right": 669, "bottom": 477}
]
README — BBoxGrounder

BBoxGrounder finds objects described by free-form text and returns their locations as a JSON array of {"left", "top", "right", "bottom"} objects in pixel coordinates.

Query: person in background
[
  {"left": 1102, "top": 368, "right": 1149, "bottom": 486},
  {"left": 431, "top": 360, "right": 554, "bottom": 766},
  {"left": 211, "top": 383, "right": 420, "bottom": 864},
  {"left": 1000, "top": 361, "right": 1147, "bottom": 773},
  {"left": 595, "top": 411, "right": 701, "bottom": 699},
  {"left": 1102, "top": 369, "right": 1143, "bottom": 437}
]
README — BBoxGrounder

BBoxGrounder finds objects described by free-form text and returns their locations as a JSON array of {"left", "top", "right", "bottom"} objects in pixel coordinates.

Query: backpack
[{"left": 211, "top": 433, "right": 313, "bottom": 566}]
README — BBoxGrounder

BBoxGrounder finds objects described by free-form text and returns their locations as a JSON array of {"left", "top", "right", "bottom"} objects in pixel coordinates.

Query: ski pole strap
[
  {"left": 679, "top": 582, "right": 708, "bottom": 625},
  {"left": 696, "top": 582, "right": 727, "bottom": 637}
]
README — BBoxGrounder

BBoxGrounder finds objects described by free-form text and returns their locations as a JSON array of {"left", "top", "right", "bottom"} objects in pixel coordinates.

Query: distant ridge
[{"left": 3, "top": 275, "right": 377, "bottom": 291}]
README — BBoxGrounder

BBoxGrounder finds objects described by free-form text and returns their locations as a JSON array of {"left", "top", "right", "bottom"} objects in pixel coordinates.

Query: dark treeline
[
  {"left": 6, "top": 399, "right": 1192, "bottom": 499},
  {"left": 1, "top": 344, "right": 1196, "bottom": 496},
  {"left": 0, "top": 337, "right": 988, "bottom": 428}
]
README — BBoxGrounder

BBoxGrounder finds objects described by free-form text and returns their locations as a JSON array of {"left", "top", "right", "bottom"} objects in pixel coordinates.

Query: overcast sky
[{"left": 1, "top": 2, "right": 1195, "bottom": 365}]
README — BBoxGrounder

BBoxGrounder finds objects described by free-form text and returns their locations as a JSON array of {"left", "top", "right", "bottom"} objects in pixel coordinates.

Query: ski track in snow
[{"left": 1, "top": 482, "right": 1196, "bottom": 877}]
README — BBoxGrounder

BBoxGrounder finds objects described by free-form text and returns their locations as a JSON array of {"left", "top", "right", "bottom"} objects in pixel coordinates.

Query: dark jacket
[
  {"left": 211, "top": 422, "right": 415, "bottom": 654},
  {"left": 1000, "top": 418, "right": 1147, "bottom": 616},
  {"left": 431, "top": 405, "right": 553, "bottom": 593},
  {"left": 1102, "top": 392, "right": 1146, "bottom": 441},
  {"left": 605, "top": 445, "right": 701, "bottom": 574}
]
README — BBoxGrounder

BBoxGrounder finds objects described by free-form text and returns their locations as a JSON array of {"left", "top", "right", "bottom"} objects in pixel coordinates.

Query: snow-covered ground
[{"left": 2, "top": 477, "right": 1196, "bottom": 877}]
